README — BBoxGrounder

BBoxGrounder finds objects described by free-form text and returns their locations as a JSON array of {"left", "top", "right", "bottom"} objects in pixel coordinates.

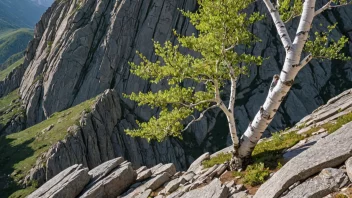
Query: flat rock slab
[
  {"left": 80, "top": 163, "right": 136, "bottom": 198},
  {"left": 346, "top": 157, "right": 352, "bottom": 182},
  {"left": 283, "top": 132, "right": 328, "bottom": 162},
  {"left": 88, "top": 157, "right": 124, "bottom": 183},
  {"left": 28, "top": 164, "right": 90, "bottom": 198},
  {"left": 254, "top": 122, "right": 352, "bottom": 198},
  {"left": 187, "top": 152, "right": 209, "bottom": 173},
  {"left": 180, "top": 178, "right": 229, "bottom": 198},
  {"left": 282, "top": 168, "right": 349, "bottom": 198},
  {"left": 153, "top": 163, "right": 176, "bottom": 176}
]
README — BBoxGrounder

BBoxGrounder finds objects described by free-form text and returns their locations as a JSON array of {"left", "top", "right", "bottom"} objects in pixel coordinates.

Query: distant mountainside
[
  {"left": 31, "top": 0, "right": 54, "bottom": 7},
  {"left": 0, "top": 0, "right": 47, "bottom": 29},
  {"left": 0, "top": 29, "right": 33, "bottom": 64}
]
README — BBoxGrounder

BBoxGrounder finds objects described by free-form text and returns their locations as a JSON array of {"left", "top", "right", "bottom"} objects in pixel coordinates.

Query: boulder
[
  {"left": 254, "top": 122, "right": 352, "bottom": 198},
  {"left": 135, "top": 189, "right": 152, "bottom": 198},
  {"left": 136, "top": 169, "right": 152, "bottom": 182},
  {"left": 80, "top": 163, "right": 136, "bottom": 198},
  {"left": 180, "top": 178, "right": 229, "bottom": 198},
  {"left": 164, "top": 178, "right": 183, "bottom": 193},
  {"left": 282, "top": 168, "right": 349, "bottom": 198},
  {"left": 88, "top": 157, "right": 124, "bottom": 183},
  {"left": 144, "top": 172, "right": 171, "bottom": 190},
  {"left": 346, "top": 157, "right": 352, "bottom": 182},
  {"left": 153, "top": 163, "right": 177, "bottom": 176},
  {"left": 28, "top": 164, "right": 90, "bottom": 198},
  {"left": 187, "top": 153, "right": 210, "bottom": 173}
]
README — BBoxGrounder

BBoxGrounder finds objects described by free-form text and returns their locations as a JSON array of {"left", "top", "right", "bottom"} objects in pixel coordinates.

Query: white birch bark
[{"left": 237, "top": 0, "right": 316, "bottom": 158}]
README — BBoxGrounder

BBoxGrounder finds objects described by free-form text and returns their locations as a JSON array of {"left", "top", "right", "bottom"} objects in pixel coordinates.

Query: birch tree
[
  {"left": 125, "top": 0, "right": 350, "bottom": 170},
  {"left": 237, "top": 0, "right": 351, "bottom": 163}
]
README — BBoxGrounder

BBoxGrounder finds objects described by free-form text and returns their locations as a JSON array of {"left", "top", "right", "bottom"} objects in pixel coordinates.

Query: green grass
[
  {"left": 0, "top": 57, "right": 24, "bottom": 81},
  {"left": 242, "top": 162, "right": 270, "bottom": 186},
  {"left": 202, "top": 130, "right": 304, "bottom": 186},
  {"left": 202, "top": 153, "right": 232, "bottom": 168},
  {"left": 0, "top": 28, "right": 33, "bottom": 64},
  {"left": 0, "top": 89, "right": 23, "bottom": 128},
  {"left": 0, "top": 97, "right": 98, "bottom": 198},
  {"left": 251, "top": 131, "right": 304, "bottom": 169},
  {"left": 302, "top": 112, "right": 352, "bottom": 137}
]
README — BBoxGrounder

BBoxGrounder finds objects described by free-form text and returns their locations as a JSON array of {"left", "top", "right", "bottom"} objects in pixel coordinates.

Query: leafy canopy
[{"left": 124, "top": 0, "right": 263, "bottom": 141}]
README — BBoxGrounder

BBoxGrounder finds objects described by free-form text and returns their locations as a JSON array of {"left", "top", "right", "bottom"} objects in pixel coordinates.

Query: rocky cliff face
[
  {"left": 19, "top": 0, "right": 352, "bottom": 154},
  {"left": 27, "top": 89, "right": 187, "bottom": 186}
]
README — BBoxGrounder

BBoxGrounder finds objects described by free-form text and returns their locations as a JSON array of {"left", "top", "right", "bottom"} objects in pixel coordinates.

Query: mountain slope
[
  {"left": 0, "top": 0, "right": 47, "bottom": 29},
  {"left": 0, "top": 29, "right": 33, "bottom": 64},
  {"left": 18, "top": 0, "right": 352, "bottom": 154}
]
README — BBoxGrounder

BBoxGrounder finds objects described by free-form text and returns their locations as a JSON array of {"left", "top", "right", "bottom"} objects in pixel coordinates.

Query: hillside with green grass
[
  {"left": 0, "top": 96, "right": 97, "bottom": 198},
  {"left": 0, "top": 29, "right": 33, "bottom": 65},
  {"left": 0, "top": 58, "right": 24, "bottom": 81}
]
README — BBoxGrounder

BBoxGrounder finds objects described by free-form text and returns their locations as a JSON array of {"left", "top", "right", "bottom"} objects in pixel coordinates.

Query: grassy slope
[
  {"left": 0, "top": 89, "right": 23, "bottom": 127},
  {"left": 0, "top": 57, "right": 24, "bottom": 81},
  {"left": 0, "top": 29, "right": 33, "bottom": 64},
  {"left": 0, "top": 96, "right": 97, "bottom": 198}
]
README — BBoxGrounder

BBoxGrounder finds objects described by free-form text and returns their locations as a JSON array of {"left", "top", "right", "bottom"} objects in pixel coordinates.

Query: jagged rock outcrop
[
  {"left": 0, "top": 65, "right": 25, "bottom": 98},
  {"left": 254, "top": 122, "right": 352, "bottom": 198},
  {"left": 18, "top": 0, "right": 352, "bottom": 155},
  {"left": 28, "top": 156, "right": 237, "bottom": 198},
  {"left": 27, "top": 164, "right": 90, "bottom": 198},
  {"left": 27, "top": 89, "right": 187, "bottom": 186},
  {"left": 281, "top": 168, "right": 349, "bottom": 198}
]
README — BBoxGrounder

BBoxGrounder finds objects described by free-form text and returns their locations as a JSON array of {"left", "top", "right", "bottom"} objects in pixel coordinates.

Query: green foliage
[
  {"left": 0, "top": 97, "right": 97, "bottom": 198},
  {"left": 243, "top": 162, "right": 270, "bottom": 186},
  {"left": 335, "top": 194, "right": 348, "bottom": 198},
  {"left": 202, "top": 153, "right": 232, "bottom": 168},
  {"left": 0, "top": 89, "right": 24, "bottom": 127},
  {"left": 305, "top": 23, "right": 350, "bottom": 61},
  {"left": 252, "top": 131, "right": 304, "bottom": 169},
  {"left": 278, "top": 0, "right": 303, "bottom": 22},
  {"left": 126, "top": 0, "right": 263, "bottom": 141}
]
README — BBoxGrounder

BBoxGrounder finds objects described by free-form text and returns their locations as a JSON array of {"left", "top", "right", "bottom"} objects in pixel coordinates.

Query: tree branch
[
  {"left": 315, "top": 1, "right": 351, "bottom": 16},
  {"left": 182, "top": 104, "right": 219, "bottom": 132},
  {"left": 228, "top": 67, "right": 237, "bottom": 113},
  {"left": 263, "top": 0, "right": 293, "bottom": 51}
]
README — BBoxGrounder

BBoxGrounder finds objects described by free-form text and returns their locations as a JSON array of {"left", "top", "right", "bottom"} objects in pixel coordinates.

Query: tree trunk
[{"left": 237, "top": 0, "right": 316, "bottom": 158}]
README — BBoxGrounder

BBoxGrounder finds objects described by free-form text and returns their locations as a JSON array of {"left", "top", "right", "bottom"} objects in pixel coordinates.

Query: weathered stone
[
  {"left": 282, "top": 168, "right": 349, "bottom": 198},
  {"left": 153, "top": 163, "right": 177, "bottom": 176},
  {"left": 136, "top": 169, "right": 152, "bottom": 182},
  {"left": 346, "top": 157, "right": 352, "bottom": 182},
  {"left": 80, "top": 163, "right": 136, "bottom": 198},
  {"left": 180, "top": 179, "right": 229, "bottom": 198},
  {"left": 88, "top": 157, "right": 124, "bottom": 183},
  {"left": 164, "top": 178, "right": 182, "bottom": 193},
  {"left": 28, "top": 164, "right": 90, "bottom": 198},
  {"left": 150, "top": 163, "right": 163, "bottom": 174},
  {"left": 135, "top": 189, "right": 152, "bottom": 198},
  {"left": 230, "top": 191, "right": 251, "bottom": 198},
  {"left": 144, "top": 172, "right": 171, "bottom": 190},
  {"left": 188, "top": 153, "right": 210, "bottom": 173},
  {"left": 136, "top": 166, "right": 147, "bottom": 174},
  {"left": 180, "top": 171, "right": 195, "bottom": 182},
  {"left": 283, "top": 132, "right": 329, "bottom": 162},
  {"left": 254, "top": 122, "right": 352, "bottom": 198}
]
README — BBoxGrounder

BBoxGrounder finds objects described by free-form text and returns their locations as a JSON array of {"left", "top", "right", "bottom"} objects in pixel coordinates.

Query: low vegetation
[
  {"left": 304, "top": 111, "right": 352, "bottom": 136},
  {"left": 0, "top": 29, "right": 33, "bottom": 64},
  {"left": 0, "top": 96, "right": 97, "bottom": 198},
  {"left": 202, "top": 130, "right": 303, "bottom": 186},
  {"left": 0, "top": 57, "right": 24, "bottom": 81},
  {"left": 0, "top": 89, "right": 24, "bottom": 128},
  {"left": 202, "top": 109, "right": 352, "bottom": 187}
]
